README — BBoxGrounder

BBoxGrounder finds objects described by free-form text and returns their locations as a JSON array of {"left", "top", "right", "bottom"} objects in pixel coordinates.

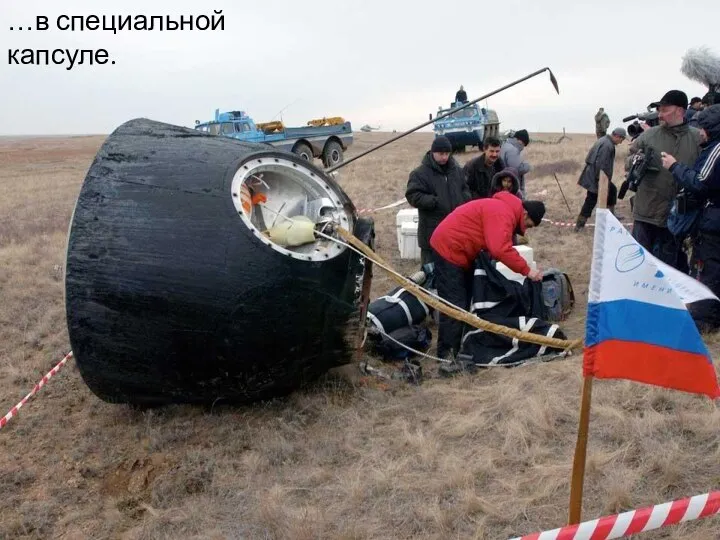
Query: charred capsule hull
[{"left": 65, "top": 118, "right": 374, "bottom": 406}]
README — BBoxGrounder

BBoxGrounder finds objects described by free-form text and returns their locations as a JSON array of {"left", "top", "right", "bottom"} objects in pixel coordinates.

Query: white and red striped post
[
  {"left": 0, "top": 351, "right": 74, "bottom": 430},
  {"left": 510, "top": 490, "right": 720, "bottom": 540}
]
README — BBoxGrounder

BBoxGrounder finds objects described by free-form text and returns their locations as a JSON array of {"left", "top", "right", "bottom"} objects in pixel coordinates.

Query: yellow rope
[{"left": 335, "top": 227, "right": 585, "bottom": 352}]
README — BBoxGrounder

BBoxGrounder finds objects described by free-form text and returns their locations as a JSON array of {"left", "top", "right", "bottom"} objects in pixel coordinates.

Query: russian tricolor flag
[{"left": 584, "top": 209, "right": 720, "bottom": 399}]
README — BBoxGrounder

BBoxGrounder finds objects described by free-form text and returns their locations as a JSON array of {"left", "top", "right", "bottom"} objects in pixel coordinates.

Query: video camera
[
  {"left": 618, "top": 146, "right": 659, "bottom": 200},
  {"left": 622, "top": 108, "right": 660, "bottom": 139}
]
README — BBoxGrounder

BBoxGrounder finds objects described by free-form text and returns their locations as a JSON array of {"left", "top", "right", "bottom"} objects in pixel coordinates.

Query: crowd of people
[
  {"left": 582, "top": 89, "right": 720, "bottom": 332},
  {"left": 405, "top": 86, "right": 720, "bottom": 358},
  {"left": 404, "top": 125, "right": 544, "bottom": 360}
]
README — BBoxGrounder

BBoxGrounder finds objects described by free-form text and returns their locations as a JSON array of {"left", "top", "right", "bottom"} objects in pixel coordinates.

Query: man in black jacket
[
  {"left": 462, "top": 136, "right": 505, "bottom": 199},
  {"left": 405, "top": 136, "right": 471, "bottom": 265}
]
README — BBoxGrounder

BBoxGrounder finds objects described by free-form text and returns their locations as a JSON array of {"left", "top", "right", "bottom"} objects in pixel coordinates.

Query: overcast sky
[{"left": 0, "top": 0, "right": 718, "bottom": 136}]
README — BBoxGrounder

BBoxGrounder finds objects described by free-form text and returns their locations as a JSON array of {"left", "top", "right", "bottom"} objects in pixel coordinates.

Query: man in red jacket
[{"left": 429, "top": 191, "right": 546, "bottom": 359}]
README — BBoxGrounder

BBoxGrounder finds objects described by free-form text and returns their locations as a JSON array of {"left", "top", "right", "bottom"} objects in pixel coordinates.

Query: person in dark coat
[
  {"left": 574, "top": 127, "right": 627, "bottom": 231},
  {"left": 405, "top": 135, "right": 471, "bottom": 266},
  {"left": 455, "top": 85, "right": 468, "bottom": 103},
  {"left": 462, "top": 136, "right": 504, "bottom": 199},
  {"left": 429, "top": 193, "right": 545, "bottom": 359},
  {"left": 660, "top": 104, "right": 720, "bottom": 332}
]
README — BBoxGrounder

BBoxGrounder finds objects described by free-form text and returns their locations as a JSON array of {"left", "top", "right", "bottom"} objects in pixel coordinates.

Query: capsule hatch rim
[{"left": 230, "top": 153, "right": 355, "bottom": 262}]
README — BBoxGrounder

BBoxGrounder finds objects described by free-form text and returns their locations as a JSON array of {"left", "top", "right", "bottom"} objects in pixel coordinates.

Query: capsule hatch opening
[{"left": 231, "top": 155, "right": 353, "bottom": 261}]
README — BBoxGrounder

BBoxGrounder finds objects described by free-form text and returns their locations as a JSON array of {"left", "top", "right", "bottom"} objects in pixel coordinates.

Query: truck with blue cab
[
  {"left": 430, "top": 100, "right": 500, "bottom": 152},
  {"left": 194, "top": 109, "right": 353, "bottom": 168}
]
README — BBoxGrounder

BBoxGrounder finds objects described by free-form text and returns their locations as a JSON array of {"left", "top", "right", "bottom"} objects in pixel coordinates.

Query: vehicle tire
[
  {"left": 293, "top": 142, "right": 313, "bottom": 161},
  {"left": 486, "top": 123, "right": 500, "bottom": 139},
  {"left": 322, "top": 140, "right": 343, "bottom": 168}
]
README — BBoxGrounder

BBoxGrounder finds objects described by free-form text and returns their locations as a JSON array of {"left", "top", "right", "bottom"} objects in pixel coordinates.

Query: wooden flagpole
[{"left": 567, "top": 170, "right": 609, "bottom": 524}]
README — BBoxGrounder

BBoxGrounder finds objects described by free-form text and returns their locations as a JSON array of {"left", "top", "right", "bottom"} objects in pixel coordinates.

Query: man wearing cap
[
  {"left": 687, "top": 97, "right": 703, "bottom": 127},
  {"left": 429, "top": 192, "right": 546, "bottom": 359},
  {"left": 500, "top": 129, "right": 532, "bottom": 197},
  {"left": 627, "top": 89, "right": 702, "bottom": 270},
  {"left": 405, "top": 135, "right": 471, "bottom": 266},
  {"left": 574, "top": 127, "right": 627, "bottom": 231}
]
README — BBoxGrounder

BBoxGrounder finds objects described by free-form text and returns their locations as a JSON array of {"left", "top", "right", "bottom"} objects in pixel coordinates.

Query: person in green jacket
[
  {"left": 595, "top": 107, "right": 610, "bottom": 138},
  {"left": 627, "top": 90, "right": 703, "bottom": 271}
]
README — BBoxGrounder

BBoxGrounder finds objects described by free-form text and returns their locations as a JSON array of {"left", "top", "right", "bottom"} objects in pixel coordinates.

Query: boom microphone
[{"left": 681, "top": 46, "right": 720, "bottom": 92}]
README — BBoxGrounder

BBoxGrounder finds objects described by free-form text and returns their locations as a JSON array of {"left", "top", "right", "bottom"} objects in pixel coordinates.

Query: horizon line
[{"left": 0, "top": 130, "right": 598, "bottom": 138}]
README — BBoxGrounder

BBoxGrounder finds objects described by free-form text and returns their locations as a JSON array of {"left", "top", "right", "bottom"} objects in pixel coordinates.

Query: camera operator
[
  {"left": 627, "top": 90, "right": 703, "bottom": 271},
  {"left": 660, "top": 104, "right": 720, "bottom": 332}
]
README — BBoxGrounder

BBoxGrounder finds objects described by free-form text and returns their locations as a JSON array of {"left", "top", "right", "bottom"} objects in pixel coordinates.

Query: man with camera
[{"left": 626, "top": 90, "right": 703, "bottom": 270}]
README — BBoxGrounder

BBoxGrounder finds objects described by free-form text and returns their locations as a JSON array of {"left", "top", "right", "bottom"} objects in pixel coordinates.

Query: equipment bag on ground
[
  {"left": 541, "top": 268, "right": 575, "bottom": 322},
  {"left": 367, "top": 286, "right": 430, "bottom": 335},
  {"left": 460, "top": 315, "right": 567, "bottom": 366},
  {"left": 458, "top": 253, "right": 569, "bottom": 365}
]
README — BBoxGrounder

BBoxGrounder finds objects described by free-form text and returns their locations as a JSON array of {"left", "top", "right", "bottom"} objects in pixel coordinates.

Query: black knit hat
[
  {"left": 696, "top": 104, "right": 720, "bottom": 141},
  {"left": 702, "top": 92, "right": 719, "bottom": 106},
  {"left": 522, "top": 200, "right": 545, "bottom": 226},
  {"left": 431, "top": 136, "right": 452, "bottom": 153},
  {"left": 514, "top": 129, "right": 530, "bottom": 146}
]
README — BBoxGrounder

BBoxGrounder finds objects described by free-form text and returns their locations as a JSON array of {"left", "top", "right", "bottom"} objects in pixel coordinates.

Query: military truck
[{"left": 430, "top": 101, "right": 500, "bottom": 152}]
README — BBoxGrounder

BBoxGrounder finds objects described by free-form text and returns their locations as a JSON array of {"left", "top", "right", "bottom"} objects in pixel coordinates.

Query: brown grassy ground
[{"left": 1, "top": 131, "right": 719, "bottom": 539}]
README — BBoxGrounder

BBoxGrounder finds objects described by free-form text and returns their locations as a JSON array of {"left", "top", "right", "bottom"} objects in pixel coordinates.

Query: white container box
[
  {"left": 399, "top": 222, "right": 422, "bottom": 260},
  {"left": 396, "top": 208, "right": 419, "bottom": 249},
  {"left": 495, "top": 245, "right": 536, "bottom": 283}
]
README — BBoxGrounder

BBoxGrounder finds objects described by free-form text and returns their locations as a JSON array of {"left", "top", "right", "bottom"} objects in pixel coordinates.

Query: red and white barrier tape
[
  {"left": 356, "top": 199, "right": 592, "bottom": 231},
  {"left": 355, "top": 197, "right": 591, "bottom": 228},
  {"left": 510, "top": 490, "right": 720, "bottom": 540},
  {"left": 0, "top": 351, "right": 73, "bottom": 430}
]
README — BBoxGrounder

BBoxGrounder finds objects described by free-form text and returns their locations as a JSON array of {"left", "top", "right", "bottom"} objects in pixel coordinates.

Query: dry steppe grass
[{"left": 1, "top": 131, "right": 719, "bottom": 539}]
